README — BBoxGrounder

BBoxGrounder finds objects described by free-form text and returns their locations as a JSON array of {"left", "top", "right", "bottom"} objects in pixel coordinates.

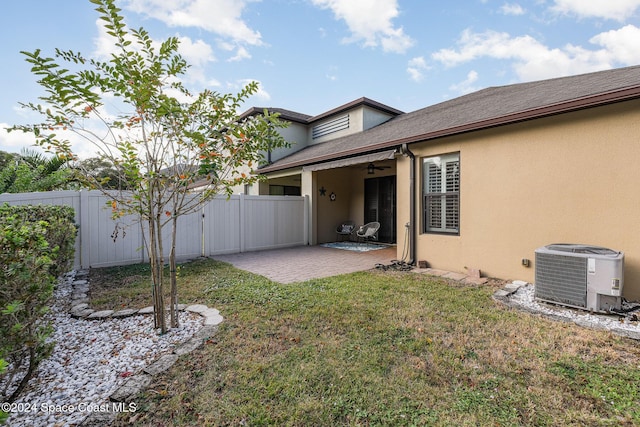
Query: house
[{"left": 246, "top": 65, "right": 640, "bottom": 301}]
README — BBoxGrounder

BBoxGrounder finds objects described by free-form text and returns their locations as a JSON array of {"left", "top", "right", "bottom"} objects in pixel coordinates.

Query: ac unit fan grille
[{"left": 535, "top": 252, "right": 587, "bottom": 308}]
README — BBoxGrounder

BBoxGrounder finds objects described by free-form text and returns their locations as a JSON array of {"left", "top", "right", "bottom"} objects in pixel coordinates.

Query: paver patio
[{"left": 211, "top": 244, "right": 398, "bottom": 283}]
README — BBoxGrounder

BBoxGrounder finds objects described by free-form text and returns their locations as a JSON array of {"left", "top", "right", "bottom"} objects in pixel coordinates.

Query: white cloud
[
  {"left": 93, "top": 18, "right": 123, "bottom": 59},
  {"left": 407, "top": 56, "right": 429, "bottom": 82},
  {"left": 0, "top": 123, "right": 103, "bottom": 160},
  {"left": 122, "top": 0, "right": 263, "bottom": 45},
  {"left": 432, "top": 26, "right": 640, "bottom": 82},
  {"left": 551, "top": 0, "right": 640, "bottom": 21},
  {"left": 589, "top": 24, "right": 640, "bottom": 63},
  {"left": 0, "top": 124, "right": 39, "bottom": 154},
  {"left": 177, "top": 36, "right": 215, "bottom": 67},
  {"left": 228, "top": 79, "right": 271, "bottom": 107},
  {"left": 228, "top": 46, "right": 252, "bottom": 62},
  {"left": 311, "top": 0, "right": 414, "bottom": 53},
  {"left": 449, "top": 70, "right": 480, "bottom": 95},
  {"left": 500, "top": 3, "right": 526, "bottom": 15}
]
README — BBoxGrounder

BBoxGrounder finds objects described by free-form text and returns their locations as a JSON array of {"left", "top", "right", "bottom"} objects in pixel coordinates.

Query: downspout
[{"left": 400, "top": 143, "right": 416, "bottom": 265}]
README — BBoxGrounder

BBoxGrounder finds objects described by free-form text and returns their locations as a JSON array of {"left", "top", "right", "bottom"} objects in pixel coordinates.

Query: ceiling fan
[{"left": 366, "top": 162, "right": 391, "bottom": 174}]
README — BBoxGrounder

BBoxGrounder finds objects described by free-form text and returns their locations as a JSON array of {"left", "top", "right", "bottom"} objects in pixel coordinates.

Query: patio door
[{"left": 364, "top": 176, "right": 396, "bottom": 243}]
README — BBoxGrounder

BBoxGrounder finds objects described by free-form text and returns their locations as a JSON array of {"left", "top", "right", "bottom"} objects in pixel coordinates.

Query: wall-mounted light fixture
[{"left": 367, "top": 163, "right": 375, "bottom": 174}]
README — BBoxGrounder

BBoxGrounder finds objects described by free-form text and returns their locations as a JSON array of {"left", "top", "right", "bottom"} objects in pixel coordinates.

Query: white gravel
[
  {"left": 507, "top": 282, "right": 640, "bottom": 337},
  {"left": 2, "top": 271, "right": 203, "bottom": 427}
]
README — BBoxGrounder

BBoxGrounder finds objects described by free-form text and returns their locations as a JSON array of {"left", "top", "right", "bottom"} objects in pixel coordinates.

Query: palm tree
[{"left": 0, "top": 149, "right": 74, "bottom": 193}]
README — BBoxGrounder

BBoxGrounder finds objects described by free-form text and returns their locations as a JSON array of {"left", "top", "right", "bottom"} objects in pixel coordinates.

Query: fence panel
[
  {"left": 204, "top": 195, "right": 242, "bottom": 255},
  {"left": 242, "top": 196, "right": 307, "bottom": 251},
  {"left": 0, "top": 191, "right": 308, "bottom": 269},
  {"left": 84, "top": 191, "right": 145, "bottom": 268}
]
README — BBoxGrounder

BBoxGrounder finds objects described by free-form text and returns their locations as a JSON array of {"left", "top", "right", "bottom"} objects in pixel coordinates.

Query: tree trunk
[
  {"left": 149, "top": 214, "right": 166, "bottom": 334},
  {"left": 156, "top": 212, "right": 167, "bottom": 334},
  {"left": 169, "top": 213, "right": 179, "bottom": 328}
]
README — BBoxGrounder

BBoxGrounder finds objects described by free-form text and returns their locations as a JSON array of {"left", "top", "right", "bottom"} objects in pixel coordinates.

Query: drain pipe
[{"left": 400, "top": 143, "right": 416, "bottom": 265}]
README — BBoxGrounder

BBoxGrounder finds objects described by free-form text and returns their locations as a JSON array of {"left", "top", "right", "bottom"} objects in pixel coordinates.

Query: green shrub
[
  {"left": 0, "top": 204, "right": 76, "bottom": 403},
  {"left": 0, "top": 359, "right": 7, "bottom": 424}
]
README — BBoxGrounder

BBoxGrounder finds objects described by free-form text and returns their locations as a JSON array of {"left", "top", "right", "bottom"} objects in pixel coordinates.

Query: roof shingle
[{"left": 259, "top": 65, "right": 640, "bottom": 173}]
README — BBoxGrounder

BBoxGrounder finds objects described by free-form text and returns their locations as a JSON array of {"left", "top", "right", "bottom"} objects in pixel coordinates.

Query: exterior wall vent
[
  {"left": 312, "top": 114, "right": 349, "bottom": 139},
  {"left": 534, "top": 243, "right": 624, "bottom": 313}
]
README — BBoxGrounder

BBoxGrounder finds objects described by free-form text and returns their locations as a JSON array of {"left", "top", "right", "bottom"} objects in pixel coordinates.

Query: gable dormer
[
  {"left": 240, "top": 97, "right": 403, "bottom": 165},
  {"left": 308, "top": 97, "right": 403, "bottom": 145}
]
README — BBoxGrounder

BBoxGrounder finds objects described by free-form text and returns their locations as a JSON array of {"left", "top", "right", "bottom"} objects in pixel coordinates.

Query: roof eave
[{"left": 257, "top": 85, "right": 640, "bottom": 174}]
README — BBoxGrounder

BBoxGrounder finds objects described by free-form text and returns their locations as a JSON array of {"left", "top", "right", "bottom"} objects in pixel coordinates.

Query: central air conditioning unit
[{"left": 534, "top": 243, "right": 624, "bottom": 313}]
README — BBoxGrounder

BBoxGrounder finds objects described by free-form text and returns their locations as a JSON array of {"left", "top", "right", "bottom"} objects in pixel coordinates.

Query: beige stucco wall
[
  {"left": 401, "top": 99, "right": 640, "bottom": 300},
  {"left": 312, "top": 161, "right": 396, "bottom": 243},
  {"left": 315, "top": 168, "right": 355, "bottom": 243}
]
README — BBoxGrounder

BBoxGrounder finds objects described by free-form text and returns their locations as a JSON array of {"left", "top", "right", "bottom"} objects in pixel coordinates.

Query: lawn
[{"left": 90, "top": 258, "right": 640, "bottom": 426}]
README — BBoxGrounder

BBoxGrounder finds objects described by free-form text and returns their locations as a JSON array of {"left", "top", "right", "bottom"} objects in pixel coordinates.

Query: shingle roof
[
  {"left": 259, "top": 65, "right": 640, "bottom": 173},
  {"left": 240, "top": 107, "right": 312, "bottom": 124},
  {"left": 241, "top": 97, "right": 403, "bottom": 125}
]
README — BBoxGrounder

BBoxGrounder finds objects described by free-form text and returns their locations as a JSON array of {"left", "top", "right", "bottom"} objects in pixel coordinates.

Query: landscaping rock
[
  {"left": 204, "top": 313, "right": 224, "bottom": 326},
  {"left": 87, "top": 310, "right": 114, "bottom": 319},
  {"left": 503, "top": 282, "right": 522, "bottom": 294},
  {"left": 173, "top": 337, "right": 204, "bottom": 356},
  {"left": 71, "top": 303, "right": 89, "bottom": 312},
  {"left": 138, "top": 306, "right": 155, "bottom": 314},
  {"left": 201, "top": 307, "right": 220, "bottom": 317},
  {"left": 185, "top": 304, "right": 209, "bottom": 314},
  {"left": 110, "top": 374, "right": 153, "bottom": 402},
  {"left": 143, "top": 354, "right": 179, "bottom": 376},
  {"left": 80, "top": 410, "right": 118, "bottom": 427},
  {"left": 112, "top": 308, "right": 139, "bottom": 318},
  {"left": 194, "top": 325, "right": 219, "bottom": 341},
  {"left": 493, "top": 289, "right": 510, "bottom": 298},
  {"left": 71, "top": 308, "right": 95, "bottom": 318}
]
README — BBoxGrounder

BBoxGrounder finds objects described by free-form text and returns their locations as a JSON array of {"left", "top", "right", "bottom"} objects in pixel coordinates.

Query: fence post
[
  {"left": 239, "top": 193, "right": 246, "bottom": 253},
  {"left": 304, "top": 195, "right": 310, "bottom": 246},
  {"left": 79, "top": 190, "right": 90, "bottom": 269}
]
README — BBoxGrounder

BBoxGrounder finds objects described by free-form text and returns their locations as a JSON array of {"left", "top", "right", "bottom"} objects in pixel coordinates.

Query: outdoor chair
[
  {"left": 356, "top": 222, "right": 380, "bottom": 246},
  {"left": 336, "top": 221, "right": 356, "bottom": 241}
]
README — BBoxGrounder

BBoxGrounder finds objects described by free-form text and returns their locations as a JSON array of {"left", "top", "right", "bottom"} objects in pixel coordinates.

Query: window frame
[{"left": 422, "top": 152, "right": 460, "bottom": 235}]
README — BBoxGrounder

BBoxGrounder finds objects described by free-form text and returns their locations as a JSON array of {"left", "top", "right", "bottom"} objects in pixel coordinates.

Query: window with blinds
[{"left": 423, "top": 153, "right": 460, "bottom": 234}]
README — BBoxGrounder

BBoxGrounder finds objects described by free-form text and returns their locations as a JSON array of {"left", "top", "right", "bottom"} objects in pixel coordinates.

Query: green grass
[{"left": 97, "top": 258, "right": 640, "bottom": 426}]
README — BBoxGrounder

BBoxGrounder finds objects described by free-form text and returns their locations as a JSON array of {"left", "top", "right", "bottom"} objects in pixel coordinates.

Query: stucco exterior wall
[
  {"left": 404, "top": 99, "right": 640, "bottom": 300},
  {"left": 315, "top": 168, "right": 355, "bottom": 243},
  {"left": 269, "top": 122, "right": 309, "bottom": 163},
  {"left": 310, "top": 108, "right": 365, "bottom": 145}
]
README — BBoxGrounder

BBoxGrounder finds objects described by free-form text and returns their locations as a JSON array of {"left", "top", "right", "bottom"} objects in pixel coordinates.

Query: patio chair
[
  {"left": 336, "top": 221, "right": 356, "bottom": 241},
  {"left": 356, "top": 222, "right": 380, "bottom": 246}
]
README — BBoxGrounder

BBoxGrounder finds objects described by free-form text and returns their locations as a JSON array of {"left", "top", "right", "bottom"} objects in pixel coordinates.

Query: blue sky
[{"left": 1, "top": 0, "right": 640, "bottom": 157}]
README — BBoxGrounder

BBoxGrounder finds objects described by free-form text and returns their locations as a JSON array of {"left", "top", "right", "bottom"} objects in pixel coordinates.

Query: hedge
[{"left": 0, "top": 204, "right": 77, "bottom": 404}]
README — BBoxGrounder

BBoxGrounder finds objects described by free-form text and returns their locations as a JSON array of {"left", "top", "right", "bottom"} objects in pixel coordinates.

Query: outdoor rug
[{"left": 320, "top": 241, "right": 388, "bottom": 252}]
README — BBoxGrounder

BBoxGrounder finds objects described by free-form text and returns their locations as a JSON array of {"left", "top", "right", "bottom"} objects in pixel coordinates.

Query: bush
[{"left": 0, "top": 204, "right": 76, "bottom": 403}]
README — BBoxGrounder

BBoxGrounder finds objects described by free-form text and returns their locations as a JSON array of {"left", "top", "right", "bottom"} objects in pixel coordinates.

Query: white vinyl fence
[{"left": 0, "top": 190, "right": 309, "bottom": 269}]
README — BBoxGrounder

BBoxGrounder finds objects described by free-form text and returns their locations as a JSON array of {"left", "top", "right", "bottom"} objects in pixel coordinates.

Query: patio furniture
[
  {"left": 336, "top": 221, "right": 356, "bottom": 241},
  {"left": 356, "top": 222, "right": 380, "bottom": 246}
]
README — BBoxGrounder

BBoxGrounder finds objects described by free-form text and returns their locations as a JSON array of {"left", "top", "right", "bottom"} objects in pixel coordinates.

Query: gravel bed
[
  {"left": 2, "top": 271, "right": 203, "bottom": 427},
  {"left": 508, "top": 283, "right": 640, "bottom": 337}
]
